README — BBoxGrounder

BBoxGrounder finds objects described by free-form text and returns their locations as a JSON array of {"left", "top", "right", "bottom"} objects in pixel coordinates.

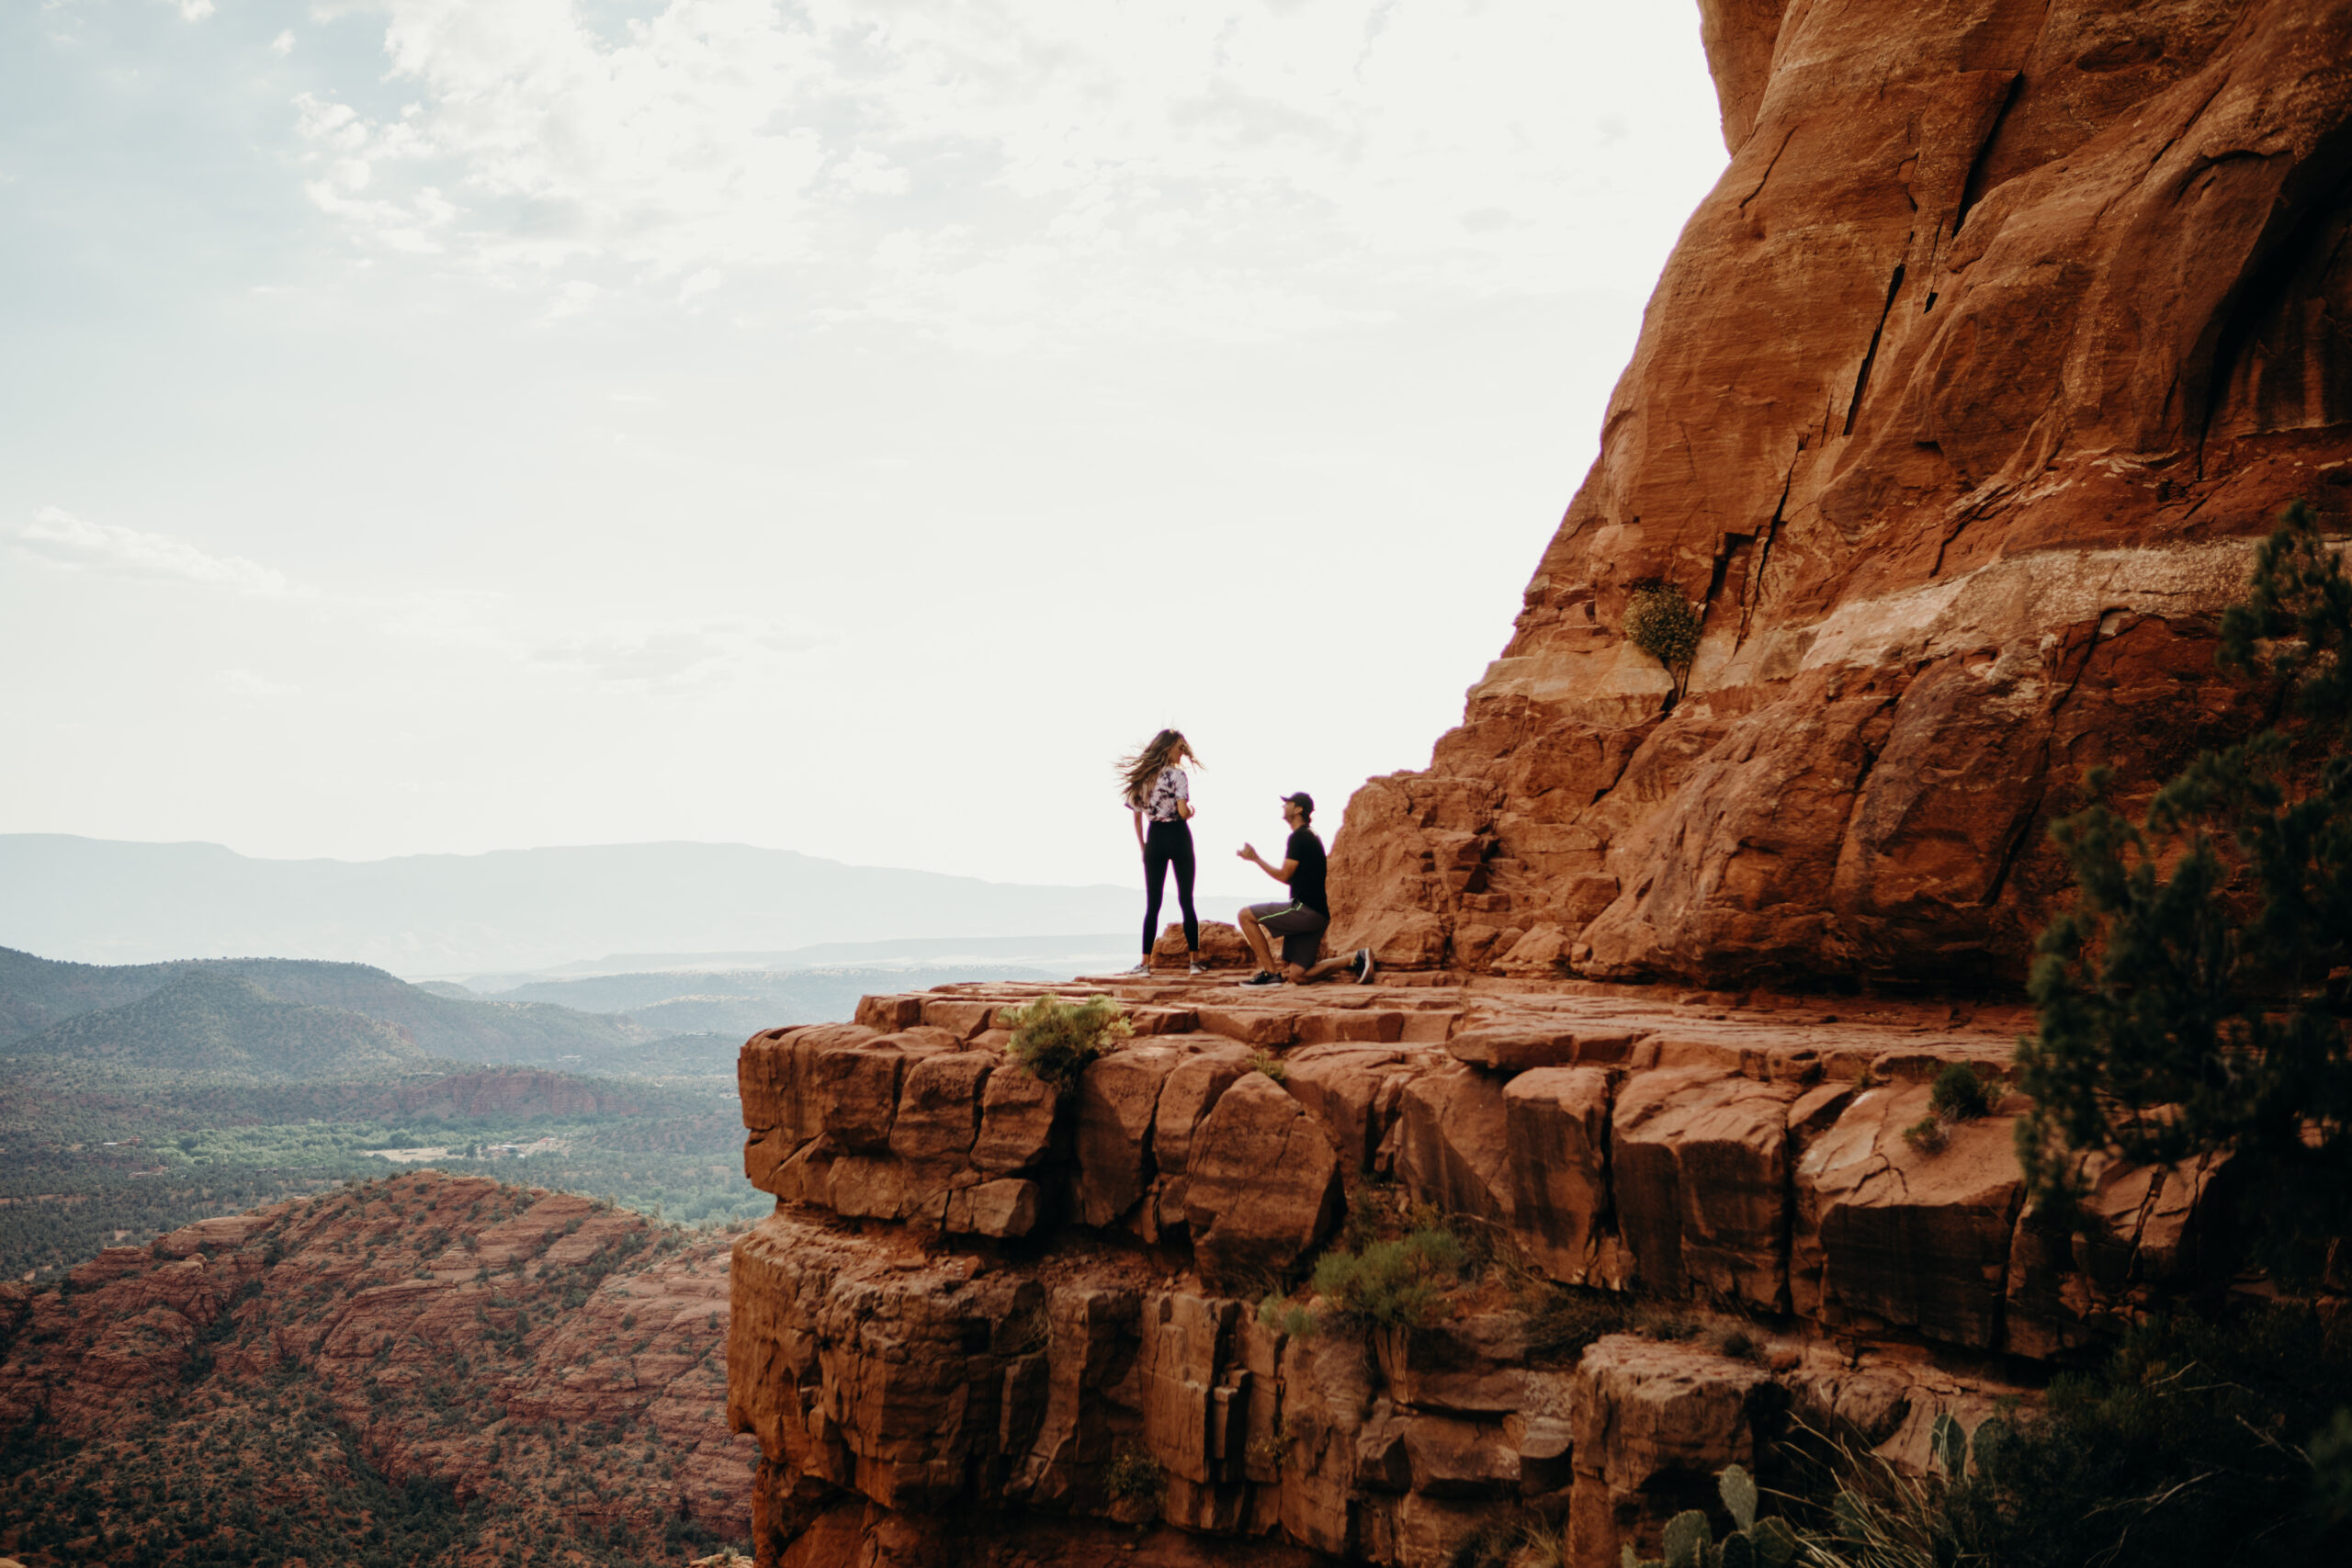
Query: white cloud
[
  {"left": 175, "top": 0, "right": 215, "bottom": 21},
  {"left": 371, "top": 589, "right": 829, "bottom": 692},
  {"left": 288, "top": 1, "right": 1727, "bottom": 343},
  {"left": 14, "top": 508, "right": 297, "bottom": 597},
  {"left": 272, "top": 29, "right": 295, "bottom": 56},
  {"left": 529, "top": 615, "right": 830, "bottom": 692}
]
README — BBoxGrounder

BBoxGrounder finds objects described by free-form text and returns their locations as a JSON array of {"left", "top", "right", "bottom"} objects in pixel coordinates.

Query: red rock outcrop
[
  {"left": 1329, "top": 0, "right": 2352, "bottom": 988},
  {"left": 0, "top": 1172, "right": 753, "bottom": 1565},
  {"left": 723, "top": 974, "right": 2223, "bottom": 1567}
]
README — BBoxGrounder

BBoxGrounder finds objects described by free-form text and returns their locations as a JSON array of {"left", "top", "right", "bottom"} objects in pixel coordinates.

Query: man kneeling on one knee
[{"left": 1236, "top": 793, "right": 1374, "bottom": 987}]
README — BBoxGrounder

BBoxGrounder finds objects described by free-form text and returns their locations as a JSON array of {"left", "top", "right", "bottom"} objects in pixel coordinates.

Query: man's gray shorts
[{"left": 1246, "top": 900, "right": 1329, "bottom": 968}]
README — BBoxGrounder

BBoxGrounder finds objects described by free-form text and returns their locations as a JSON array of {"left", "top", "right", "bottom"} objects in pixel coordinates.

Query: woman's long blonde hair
[{"left": 1119, "top": 728, "right": 1198, "bottom": 807}]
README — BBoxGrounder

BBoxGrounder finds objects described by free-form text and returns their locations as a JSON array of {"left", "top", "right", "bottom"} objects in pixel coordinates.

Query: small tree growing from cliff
[
  {"left": 1004, "top": 994, "right": 1132, "bottom": 1090},
  {"left": 1623, "top": 581, "right": 1704, "bottom": 706},
  {"left": 2017, "top": 500, "right": 2351, "bottom": 1268}
]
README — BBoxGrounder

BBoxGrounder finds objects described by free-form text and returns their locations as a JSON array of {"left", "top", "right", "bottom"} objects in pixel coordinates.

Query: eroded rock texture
[
  {"left": 727, "top": 977, "right": 2226, "bottom": 1566},
  {"left": 1330, "top": 0, "right": 2352, "bottom": 987},
  {"left": 0, "top": 1173, "right": 754, "bottom": 1562}
]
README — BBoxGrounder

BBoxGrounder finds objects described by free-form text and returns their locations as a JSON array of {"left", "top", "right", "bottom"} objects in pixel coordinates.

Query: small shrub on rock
[
  {"left": 1311, "top": 1227, "right": 1464, "bottom": 1330},
  {"left": 1004, "top": 994, "right": 1132, "bottom": 1089},
  {"left": 1928, "top": 1062, "right": 1993, "bottom": 1122},
  {"left": 1103, "top": 1446, "right": 1164, "bottom": 1503},
  {"left": 1902, "top": 1115, "right": 1949, "bottom": 1156},
  {"left": 1623, "top": 581, "right": 1704, "bottom": 703},
  {"left": 1256, "top": 1294, "right": 1317, "bottom": 1339},
  {"left": 1247, "top": 1048, "right": 1287, "bottom": 1083}
]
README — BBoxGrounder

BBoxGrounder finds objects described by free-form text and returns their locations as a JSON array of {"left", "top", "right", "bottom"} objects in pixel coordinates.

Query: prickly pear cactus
[
  {"left": 1747, "top": 1516, "right": 1797, "bottom": 1568},
  {"left": 1662, "top": 1509, "right": 1712, "bottom": 1568},
  {"left": 1719, "top": 1463, "right": 1758, "bottom": 1531},
  {"left": 1628, "top": 1464, "right": 1810, "bottom": 1568}
]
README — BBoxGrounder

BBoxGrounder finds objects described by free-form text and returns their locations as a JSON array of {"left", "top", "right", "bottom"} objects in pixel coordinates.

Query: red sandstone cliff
[
  {"left": 1329, "top": 0, "right": 2352, "bottom": 987},
  {"left": 719, "top": 978, "right": 2212, "bottom": 1568}
]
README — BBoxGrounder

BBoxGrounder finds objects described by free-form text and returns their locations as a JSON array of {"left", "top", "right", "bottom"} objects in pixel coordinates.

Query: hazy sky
[{"left": 1, "top": 0, "right": 1726, "bottom": 899}]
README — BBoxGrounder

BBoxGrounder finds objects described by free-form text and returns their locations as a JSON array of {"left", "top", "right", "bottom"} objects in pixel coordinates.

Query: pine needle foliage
[
  {"left": 2017, "top": 499, "right": 2351, "bottom": 1267},
  {"left": 1004, "top": 994, "right": 1132, "bottom": 1090},
  {"left": 1624, "top": 581, "right": 1704, "bottom": 704}
]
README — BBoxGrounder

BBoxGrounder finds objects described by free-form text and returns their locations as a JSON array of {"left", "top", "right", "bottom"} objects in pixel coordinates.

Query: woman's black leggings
[{"left": 1142, "top": 818, "right": 1200, "bottom": 955}]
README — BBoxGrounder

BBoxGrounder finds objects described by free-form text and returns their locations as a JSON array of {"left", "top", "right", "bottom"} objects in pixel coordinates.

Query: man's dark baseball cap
[{"left": 1281, "top": 792, "right": 1315, "bottom": 815}]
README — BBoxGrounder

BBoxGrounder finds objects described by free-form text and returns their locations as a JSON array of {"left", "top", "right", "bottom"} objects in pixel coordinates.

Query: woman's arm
[
  {"left": 1133, "top": 807, "right": 1146, "bottom": 849},
  {"left": 1179, "top": 799, "right": 1194, "bottom": 820}
]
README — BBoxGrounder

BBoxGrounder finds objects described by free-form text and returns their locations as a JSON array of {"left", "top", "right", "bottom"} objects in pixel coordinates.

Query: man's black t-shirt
[{"left": 1286, "top": 828, "right": 1329, "bottom": 915}]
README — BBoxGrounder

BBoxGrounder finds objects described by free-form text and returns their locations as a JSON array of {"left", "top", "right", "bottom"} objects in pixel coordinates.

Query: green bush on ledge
[
  {"left": 1310, "top": 1227, "right": 1464, "bottom": 1331},
  {"left": 1003, "top": 994, "right": 1131, "bottom": 1090}
]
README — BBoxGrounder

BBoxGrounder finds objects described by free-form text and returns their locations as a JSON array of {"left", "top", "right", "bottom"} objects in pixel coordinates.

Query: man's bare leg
[
  {"left": 1238, "top": 907, "right": 1280, "bottom": 974},
  {"left": 1288, "top": 953, "right": 1359, "bottom": 985}
]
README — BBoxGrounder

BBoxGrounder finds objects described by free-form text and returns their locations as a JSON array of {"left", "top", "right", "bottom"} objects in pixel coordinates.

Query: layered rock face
[
  {"left": 726, "top": 976, "right": 2218, "bottom": 1567},
  {"left": 0, "top": 1172, "right": 753, "bottom": 1563},
  {"left": 1329, "top": 0, "right": 2352, "bottom": 987}
]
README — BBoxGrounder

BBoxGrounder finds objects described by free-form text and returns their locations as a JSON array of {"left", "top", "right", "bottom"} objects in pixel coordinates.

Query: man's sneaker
[
  {"left": 1244, "top": 970, "right": 1283, "bottom": 987},
  {"left": 1353, "top": 948, "right": 1376, "bottom": 985}
]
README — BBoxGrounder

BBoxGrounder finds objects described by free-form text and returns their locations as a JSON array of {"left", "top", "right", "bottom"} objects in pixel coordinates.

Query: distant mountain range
[
  {"left": 0, "top": 835, "right": 1234, "bottom": 975},
  {"left": 452, "top": 962, "right": 1069, "bottom": 1042},
  {"left": 0, "top": 945, "right": 644, "bottom": 1064},
  {"left": 19, "top": 969, "right": 435, "bottom": 1083}
]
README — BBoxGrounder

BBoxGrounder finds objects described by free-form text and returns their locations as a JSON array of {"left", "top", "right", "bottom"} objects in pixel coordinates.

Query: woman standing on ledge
[{"left": 1120, "top": 728, "right": 1203, "bottom": 976}]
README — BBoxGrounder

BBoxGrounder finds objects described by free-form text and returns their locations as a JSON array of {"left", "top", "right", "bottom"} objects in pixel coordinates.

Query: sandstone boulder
[
  {"left": 1193, "top": 1006, "right": 1300, "bottom": 1048},
  {"left": 1069, "top": 1046, "right": 1180, "bottom": 1227},
  {"left": 1795, "top": 1084, "right": 2025, "bottom": 1348},
  {"left": 949, "top": 1178, "right": 1043, "bottom": 1239},
  {"left": 1395, "top": 1065, "right": 1512, "bottom": 1224},
  {"left": 1154, "top": 919, "right": 1255, "bottom": 969},
  {"left": 1184, "top": 1073, "right": 1344, "bottom": 1292},
  {"left": 888, "top": 1050, "right": 994, "bottom": 1166},
  {"left": 1503, "top": 1066, "right": 1616, "bottom": 1285},
  {"left": 971, "top": 1060, "right": 1064, "bottom": 1177},
  {"left": 1153, "top": 1047, "right": 1254, "bottom": 1186},
  {"left": 1281, "top": 1045, "right": 1418, "bottom": 1171},
  {"left": 1400, "top": 1414, "right": 1520, "bottom": 1499},
  {"left": 1375, "top": 1314, "right": 1527, "bottom": 1416},
  {"left": 1612, "top": 1067, "right": 1799, "bottom": 1310},
  {"left": 1449, "top": 1019, "right": 1639, "bottom": 1072}
]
